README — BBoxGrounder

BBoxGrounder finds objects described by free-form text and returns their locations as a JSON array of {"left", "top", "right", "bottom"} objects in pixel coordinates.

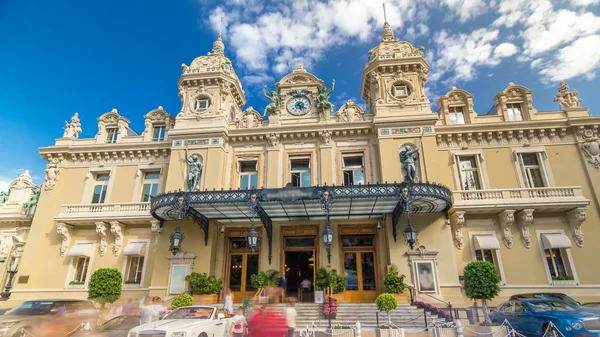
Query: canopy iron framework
[{"left": 150, "top": 182, "right": 452, "bottom": 263}]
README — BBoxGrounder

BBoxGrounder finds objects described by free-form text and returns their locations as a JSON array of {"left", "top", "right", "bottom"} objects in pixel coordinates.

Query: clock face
[{"left": 286, "top": 95, "right": 312, "bottom": 116}]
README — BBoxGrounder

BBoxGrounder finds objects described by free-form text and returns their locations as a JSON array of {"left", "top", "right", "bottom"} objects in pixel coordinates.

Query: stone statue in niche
[
  {"left": 263, "top": 85, "right": 281, "bottom": 116},
  {"left": 63, "top": 112, "right": 82, "bottom": 139},
  {"left": 399, "top": 130, "right": 424, "bottom": 183},
  {"left": 184, "top": 145, "right": 203, "bottom": 191},
  {"left": 316, "top": 80, "right": 335, "bottom": 119}
]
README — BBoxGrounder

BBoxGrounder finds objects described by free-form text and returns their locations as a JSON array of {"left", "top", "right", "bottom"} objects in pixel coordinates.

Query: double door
[
  {"left": 342, "top": 249, "right": 377, "bottom": 302},
  {"left": 228, "top": 253, "right": 259, "bottom": 302}
]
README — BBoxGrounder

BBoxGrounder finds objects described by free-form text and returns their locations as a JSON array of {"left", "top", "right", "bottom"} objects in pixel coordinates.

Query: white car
[{"left": 128, "top": 305, "right": 231, "bottom": 337}]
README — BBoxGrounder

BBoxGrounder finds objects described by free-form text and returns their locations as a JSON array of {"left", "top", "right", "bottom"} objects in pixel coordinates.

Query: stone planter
[
  {"left": 552, "top": 280, "right": 577, "bottom": 286},
  {"left": 476, "top": 325, "right": 508, "bottom": 337},
  {"left": 331, "top": 293, "right": 345, "bottom": 302},
  {"left": 192, "top": 294, "right": 219, "bottom": 304},
  {"left": 332, "top": 329, "right": 354, "bottom": 337},
  {"left": 376, "top": 328, "right": 405, "bottom": 337},
  {"left": 391, "top": 293, "right": 409, "bottom": 304},
  {"left": 323, "top": 313, "right": 337, "bottom": 320}
]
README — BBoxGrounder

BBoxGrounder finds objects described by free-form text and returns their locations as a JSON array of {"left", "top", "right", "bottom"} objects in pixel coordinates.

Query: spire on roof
[
  {"left": 381, "top": 2, "right": 395, "bottom": 41},
  {"left": 211, "top": 14, "right": 226, "bottom": 55}
]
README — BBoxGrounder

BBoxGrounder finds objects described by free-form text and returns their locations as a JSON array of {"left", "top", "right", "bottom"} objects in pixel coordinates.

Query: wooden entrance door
[
  {"left": 341, "top": 235, "right": 378, "bottom": 302},
  {"left": 226, "top": 235, "right": 259, "bottom": 302}
]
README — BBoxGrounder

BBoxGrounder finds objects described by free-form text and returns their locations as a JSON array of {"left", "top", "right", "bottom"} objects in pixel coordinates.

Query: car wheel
[
  {"left": 543, "top": 324, "right": 560, "bottom": 337},
  {"left": 198, "top": 333, "right": 208, "bottom": 337}
]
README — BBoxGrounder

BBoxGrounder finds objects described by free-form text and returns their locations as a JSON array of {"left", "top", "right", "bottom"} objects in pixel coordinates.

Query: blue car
[{"left": 490, "top": 299, "right": 600, "bottom": 337}]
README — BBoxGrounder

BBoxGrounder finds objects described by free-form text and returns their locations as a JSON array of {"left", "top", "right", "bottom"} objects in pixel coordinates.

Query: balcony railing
[
  {"left": 56, "top": 202, "right": 152, "bottom": 224},
  {"left": 453, "top": 186, "right": 589, "bottom": 212}
]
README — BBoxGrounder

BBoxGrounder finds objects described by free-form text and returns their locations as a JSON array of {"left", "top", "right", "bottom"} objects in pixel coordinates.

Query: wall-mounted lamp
[{"left": 377, "top": 220, "right": 383, "bottom": 230}]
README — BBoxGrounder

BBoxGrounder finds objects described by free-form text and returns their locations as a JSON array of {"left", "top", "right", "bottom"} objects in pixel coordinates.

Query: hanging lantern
[
  {"left": 322, "top": 224, "right": 334, "bottom": 247},
  {"left": 247, "top": 225, "right": 260, "bottom": 252},
  {"left": 169, "top": 227, "right": 184, "bottom": 255},
  {"left": 403, "top": 223, "right": 417, "bottom": 250}
]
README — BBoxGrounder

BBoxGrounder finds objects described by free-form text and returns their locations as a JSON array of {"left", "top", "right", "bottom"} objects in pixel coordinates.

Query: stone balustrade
[{"left": 56, "top": 202, "right": 152, "bottom": 224}]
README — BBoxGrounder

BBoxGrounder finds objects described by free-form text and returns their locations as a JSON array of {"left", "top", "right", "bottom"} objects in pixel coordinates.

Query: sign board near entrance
[
  {"left": 315, "top": 290, "right": 324, "bottom": 304},
  {"left": 263, "top": 187, "right": 315, "bottom": 202}
]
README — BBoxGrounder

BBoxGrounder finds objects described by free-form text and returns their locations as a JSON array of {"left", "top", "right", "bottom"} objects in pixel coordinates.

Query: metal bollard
[
  {"left": 356, "top": 321, "right": 361, "bottom": 337},
  {"left": 455, "top": 319, "right": 464, "bottom": 337}
]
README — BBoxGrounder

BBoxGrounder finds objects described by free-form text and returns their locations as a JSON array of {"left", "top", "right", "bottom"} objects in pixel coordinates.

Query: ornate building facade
[{"left": 5, "top": 23, "right": 600, "bottom": 307}]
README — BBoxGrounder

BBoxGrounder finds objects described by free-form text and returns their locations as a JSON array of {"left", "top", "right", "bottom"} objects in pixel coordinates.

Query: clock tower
[{"left": 269, "top": 64, "right": 335, "bottom": 125}]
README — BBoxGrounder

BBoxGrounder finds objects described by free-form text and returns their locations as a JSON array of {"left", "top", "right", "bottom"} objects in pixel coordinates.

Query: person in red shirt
[{"left": 248, "top": 304, "right": 287, "bottom": 337}]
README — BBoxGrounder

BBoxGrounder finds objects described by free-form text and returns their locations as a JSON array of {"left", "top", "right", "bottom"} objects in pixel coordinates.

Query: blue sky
[{"left": 0, "top": 0, "right": 599, "bottom": 190}]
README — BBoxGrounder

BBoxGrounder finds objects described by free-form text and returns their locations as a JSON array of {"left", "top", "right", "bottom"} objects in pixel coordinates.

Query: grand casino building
[{"left": 5, "top": 22, "right": 600, "bottom": 307}]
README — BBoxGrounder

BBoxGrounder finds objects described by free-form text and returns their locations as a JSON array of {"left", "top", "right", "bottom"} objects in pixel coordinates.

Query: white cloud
[
  {"left": 440, "top": 0, "right": 490, "bottom": 23},
  {"left": 571, "top": 0, "right": 600, "bottom": 7},
  {"left": 494, "top": 42, "right": 518, "bottom": 58},
  {"left": 0, "top": 178, "right": 9, "bottom": 193},
  {"left": 539, "top": 35, "right": 600, "bottom": 82}
]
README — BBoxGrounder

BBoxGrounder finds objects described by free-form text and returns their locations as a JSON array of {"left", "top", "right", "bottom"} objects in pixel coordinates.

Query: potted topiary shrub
[
  {"left": 88, "top": 268, "right": 122, "bottom": 312},
  {"left": 185, "top": 272, "right": 223, "bottom": 304},
  {"left": 172, "top": 294, "right": 194, "bottom": 308},
  {"left": 383, "top": 265, "right": 408, "bottom": 304},
  {"left": 375, "top": 293, "right": 403, "bottom": 337},
  {"left": 463, "top": 261, "right": 506, "bottom": 337},
  {"left": 316, "top": 267, "right": 345, "bottom": 302}
]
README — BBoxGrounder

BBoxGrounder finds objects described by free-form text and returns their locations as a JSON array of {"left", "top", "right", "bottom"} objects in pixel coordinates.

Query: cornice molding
[
  {"left": 40, "top": 147, "right": 171, "bottom": 168},
  {"left": 436, "top": 127, "right": 575, "bottom": 149}
]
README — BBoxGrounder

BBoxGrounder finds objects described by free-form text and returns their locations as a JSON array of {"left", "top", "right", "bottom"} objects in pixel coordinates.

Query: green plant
[
  {"left": 316, "top": 267, "right": 345, "bottom": 294},
  {"left": 463, "top": 261, "right": 501, "bottom": 325},
  {"left": 185, "top": 273, "right": 223, "bottom": 295},
  {"left": 383, "top": 266, "right": 406, "bottom": 294},
  {"left": 375, "top": 293, "right": 398, "bottom": 324},
  {"left": 332, "top": 324, "right": 352, "bottom": 329},
  {"left": 69, "top": 281, "right": 85, "bottom": 285},
  {"left": 172, "top": 294, "right": 194, "bottom": 308},
  {"left": 125, "top": 280, "right": 141, "bottom": 284},
  {"left": 88, "top": 268, "right": 122, "bottom": 309},
  {"left": 250, "top": 269, "right": 280, "bottom": 289}
]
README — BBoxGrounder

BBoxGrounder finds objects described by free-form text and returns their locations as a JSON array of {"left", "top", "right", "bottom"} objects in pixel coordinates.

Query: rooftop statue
[
  {"left": 317, "top": 80, "right": 335, "bottom": 119},
  {"left": 185, "top": 145, "right": 203, "bottom": 192},
  {"left": 399, "top": 130, "right": 424, "bottom": 183},
  {"left": 554, "top": 81, "right": 582, "bottom": 109},
  {"left": 0, "top": 191, "right": 8, "bottom": 205},
  {"left": 63, "top": 112, "right": 82, "bottom": 139},
  {"left": 22, "top": 188, "right": 40, "bottom": 214},
  {"left": 263, "top": 85, "right": 281, "bottom": 116}
]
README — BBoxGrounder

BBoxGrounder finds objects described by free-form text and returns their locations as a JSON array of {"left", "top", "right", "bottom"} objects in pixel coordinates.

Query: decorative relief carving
[
  {"left": 144, "top": 108, "right": 175, "bottom": 134},
  {"left": 150, "top": 220, "right": 162, "bottom": 252},
  {"left": 320, "top": 131, "right": 332, "bottom": 145},
  {"left": 44, "top": 157, "right": 61, "bottom": 191},
  {"left": 581, "top": 129, "right": 600, "bottom": 170},
  {"left": 567, "top": 208, "right": 586, "bottom": 247},
  {"left": 110, "top": 221, "right": 124, "bottom": 256},
  {"left": 267, "top": 133, "right": 279, "bottom": 147},
  {"left": 56, "top": 223, "right": 72, "bottom": 257},
  {"left": 451, "top": 211, "right": 466, "bottom": 249},
  {"left": 336, "top": 100, "right": 365, "bottom": 123},
  {"left": 517, "top": 209, "right": 534, "bottom": 249},
  {"left": 95, "top": 222, "right": 108, "bottom": 257},
  {"left": 187, "top": 86, "right": 216, "bottom": 116},
  {"left": 237, "top": 107, "right": 264, "bottom": 129},
  {"left": 498, "top": 210, "right": 515, "bottom": 249},
  {"left": 554, "top": 81, "right": 582, "bottom": 109},
  {"left": 436, "top": 128, "right": 572, "bottom": 149}
]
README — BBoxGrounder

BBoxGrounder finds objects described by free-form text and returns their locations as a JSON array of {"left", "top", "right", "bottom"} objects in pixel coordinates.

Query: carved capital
[
  {"left": 451, "top": 211, "right": 466, "bottom": 249},
  {"left": 498, "top": 210, "right": 515, "bottom": 249},
  {"left": 95, "top": 222, "right": 108, "bottom": 257},
  {"left": 267, "top": 133, "right": 279, "bottom": 148},
  {"left": 567, "top": 208, "right": 587, "bottom": 247},
  {"left": 320, "top": 131, "right": 332, "bottom": 145},
  {"left": 56, "top": 222, "right": 73, "bottom": 257},
  {"left": 110, "top": 221, "right": 125, "bottom": 256},
  {"left": 150, "top": 220, "right": 162, "bottom": 252},
  {"left": 516, "top": 209, "right": 534, "bottom": 249}
]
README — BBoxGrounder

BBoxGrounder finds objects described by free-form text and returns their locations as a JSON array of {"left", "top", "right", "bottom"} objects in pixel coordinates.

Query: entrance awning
[
  {"left": 150, "top": 182, "right": 452, "bottom": 263},
  {"left": 541, "top": 234, "right": 572, "bottom": 249},
  {"left": 473, "top": 235, "right": 501, "bottom": 250},
  {"left": 68, "top": 243, "right": 94, "bottom": 257}
]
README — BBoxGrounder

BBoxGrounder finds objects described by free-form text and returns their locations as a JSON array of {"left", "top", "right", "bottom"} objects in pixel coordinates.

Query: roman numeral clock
[{"left": 286, "top": 90, "right": 312, "bottom": 116}]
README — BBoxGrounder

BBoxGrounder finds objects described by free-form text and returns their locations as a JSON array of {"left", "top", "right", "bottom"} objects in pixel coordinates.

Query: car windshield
[
  {"left": 5, "top": 301, "right": 60, "bottom": 315},
  {"left": 98, "top": 316, "right": 140, "bottom": 331},
  {"left": 164, "top": 307, "right": 215, "bottom": 320},
  {"left": 528, "top": 301, "right": 578, "bottom": 312}
]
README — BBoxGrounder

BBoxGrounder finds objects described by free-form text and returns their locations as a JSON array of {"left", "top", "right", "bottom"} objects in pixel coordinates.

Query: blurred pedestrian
[
  {"left": 285, "top": 301, "right": 297, "bottom": 337},
  {"left": 230, "top": 306, "right": 247, "bottom": 337},
  {"left": 140, "top": 296, "right": 167, "bottom": 325},
  {"left": 224, "top": 288, "right": 234, "bottom": 315},
  {"left": 122, "top": 298, "right": 136, "bottom": 315},
  {"left": 248, "top": 304, "right": 287, "bottom": 337}
]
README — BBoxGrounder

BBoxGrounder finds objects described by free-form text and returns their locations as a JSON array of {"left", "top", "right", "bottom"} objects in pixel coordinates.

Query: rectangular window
[
  {"left": 290, "top": 156, "right": 311, "bottom": 187},
  {"left": 343, "top": 153, "right": 365, "bottom": 186},
  {"left": 393, "top": 84, "right": 408, "bottom": 97},
  {"left": 91, "top": 173, "right": 110, "bottom": 204},
  {"left": 239, "top": 160, "right": 258, "bottom": 190},
  {"left": 545, "top": 248, "right": 570, "bottom": 278},
  {"left": 196, "top": 98, "right": 209, "bottom": 110},
  {"left": 506, "top": 103, "right": 523, "bottom": 121},
  {"left": 125, "top": 256, "right": 145, "bottom": 284},
  {"left": 520, "top": 153, "right": 547, "bottom": 188},
  {"left": 169, "top": 265, "right": 187, "bottom": 294},
  {"left": 106, "top": 128, "right": 118, "bottom": 144},
  {"left": 74, "top": 257, "right": 90, "bottom": 283},
  {"left": 458, "top": 156, "right": 482, "bottom": 190},
  {"left": 474, "top": 249, "right": 502, "bottom": 278},
  {"left": 152, "top": 125, "right": 166, "bottom": 141},
  {"left": 141, "top": 171, "right": 160, "bottom": 202},
  {"left": 449, "top": 106, "right": 466, "bottom": 125}
]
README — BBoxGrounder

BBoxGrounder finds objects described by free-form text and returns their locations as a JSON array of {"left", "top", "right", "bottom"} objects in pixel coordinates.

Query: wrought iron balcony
[
  {"left": 453, "top": 186, "right": 589, "bottom": 213},
  {"left": 55, "top": 202, "right": 152, "bottom": 224}
]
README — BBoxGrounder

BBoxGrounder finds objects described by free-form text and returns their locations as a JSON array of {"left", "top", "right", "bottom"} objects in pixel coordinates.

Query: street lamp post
[
  {"left": 0, "top": 263, "right": 18, "bottom": 301},
  {"left": 169, "top": 196, "right": 186, "bottom": 255},
  {"left": 247, "top": 194, "right": 260, "bottom": 252},
  {"left": 320, "top": 191, "right": 334, "bottom": 264}
]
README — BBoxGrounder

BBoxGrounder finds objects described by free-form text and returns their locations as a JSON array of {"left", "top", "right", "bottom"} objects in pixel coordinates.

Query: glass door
[
  {"left": 227, "top": 238, "right": 259, "bottom": 302},
  {"left": 341, "top": 236, "right": 378, "bottom": 302}
]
